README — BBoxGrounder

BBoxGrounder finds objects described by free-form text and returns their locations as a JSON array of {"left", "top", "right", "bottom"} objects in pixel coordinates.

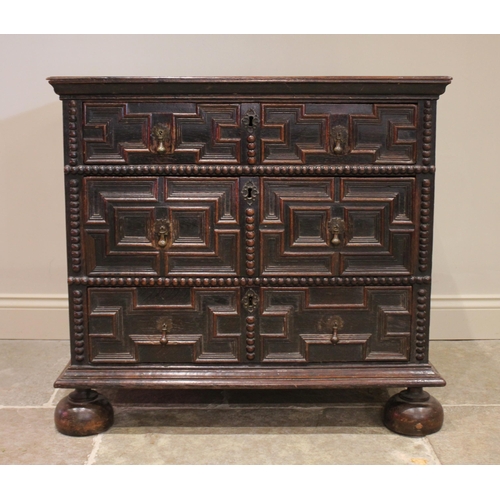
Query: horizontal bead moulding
[
  {"left": 68, "top": 275, "right": 432, "bottom": 287},
  {"left": 64, "top": 164, "right": 436, "bottom": 176}
]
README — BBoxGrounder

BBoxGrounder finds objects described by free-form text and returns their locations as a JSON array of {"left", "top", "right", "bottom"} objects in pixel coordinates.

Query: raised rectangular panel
[
  {"left": 173, "top": 104, "right": 242, "bottom": 163},
  {"left": 82, "top": 102, "right": 242, "bottom": 164},
  {"left": 349, "top": 104, "right": 418, "bottom": 163},
  {"left": 82, "top": 177, "right": 241, "bottom": 275},
  {"left": 339, "top": 178, "right": 416, "bottom": 275},
  {"left": 260, "top": 103, "right": 418, "bottom": 165},
  {"left": 88, "top": 287, "right": 243, "bottom": 363},
  {"left": 259, "top": 287, "right": 412, "bottom": 363},
  {"left": 260, "top": 104, "right": 330, "bottom": 163},
  {"left": 164, "top": 178, "right": 240, "bottom": 275},
  {"left": 260, "top": 177, "right": 417, "bottom": 276}
]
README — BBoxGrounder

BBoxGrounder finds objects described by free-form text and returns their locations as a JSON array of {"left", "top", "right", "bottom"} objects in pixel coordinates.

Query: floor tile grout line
[
  {"left": 0, "top": 405, "right": 58, "bottom": 409},
  {"left": 422, "top": 436, "right": 442, "bottom": 465},
  {"left": 85, "top": 434, "right": 103, "bottom": 465},
  {"left": 42, "top": 388, "right": 60, "bottom": 407},
  {"left": 442, "top": 403, "right": 500, "bottom": 407}
]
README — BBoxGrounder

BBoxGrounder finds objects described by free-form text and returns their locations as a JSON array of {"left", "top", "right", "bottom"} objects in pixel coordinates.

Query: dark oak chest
[{"left": 49, "top": 76, "right": 451, "bottom": 436}]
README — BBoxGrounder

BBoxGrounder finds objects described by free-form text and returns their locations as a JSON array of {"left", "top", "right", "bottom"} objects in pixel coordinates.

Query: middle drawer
[{"left": 78, "top": 176, "right": 419, "bottom": 277}]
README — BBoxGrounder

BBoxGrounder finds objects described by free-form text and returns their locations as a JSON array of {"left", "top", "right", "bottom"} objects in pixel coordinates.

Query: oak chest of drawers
[{"left": 49, "top": 76, "right": 451, "bottom": 436}]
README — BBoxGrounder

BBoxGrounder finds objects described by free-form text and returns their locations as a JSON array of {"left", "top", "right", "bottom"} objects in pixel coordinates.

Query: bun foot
[
  {"left": 383, "top": 387, "right": 443, "bottom": 436},
  {"left": 54, "top": 389, "right": 114, "bottom": 436}
]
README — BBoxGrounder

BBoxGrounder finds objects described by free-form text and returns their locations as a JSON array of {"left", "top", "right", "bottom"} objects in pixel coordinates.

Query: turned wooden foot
[
  {"left": 383, "top": 387, "right": 443, "bottom": 436},
  {"left": 54, "top": 389, "right": 114, "bottom": 436}
]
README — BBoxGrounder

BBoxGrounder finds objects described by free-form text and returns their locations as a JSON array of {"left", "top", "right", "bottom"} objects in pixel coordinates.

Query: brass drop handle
[
  {"left": 159, "top": 318, "right": 172, "bottom": 346},
  {"left": 152, "top": 124, "right": 172, "bottom": 155},
  {"left": 331, "top": 223, "right": 341, "bottom": 246},
  {"left": 331, "top": 125, "right": 348, "bottom": 156},
  {"left": 330, "top": 316, "right": 344, "bottom": 345},
  {"left": 331, "top": 320, "right": 340, "bottom": 344},
  {"left": 155, "top": 219, "right": 172, "bottom": 248},
  {"left": 160, "top": 324, "right": 169, "bottom": 345},
  {"left": 329, "top": 218, "right": 345, "bottom": 247},
  {"left": 333, "top": 133, "right": 344, "bottom": 155},
  {"left": 157, "top": 226, "right": 168, "bottom": 247}
]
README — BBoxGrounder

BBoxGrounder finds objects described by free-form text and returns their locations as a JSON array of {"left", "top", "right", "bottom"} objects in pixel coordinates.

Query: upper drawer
[{"left": 71, "top": 101, "right": 425, "bottom": 166}]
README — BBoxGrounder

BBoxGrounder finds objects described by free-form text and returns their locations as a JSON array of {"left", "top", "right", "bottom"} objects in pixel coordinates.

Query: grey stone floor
[{"left": 1, "top": 339, "right": 499, "bottom": 465}]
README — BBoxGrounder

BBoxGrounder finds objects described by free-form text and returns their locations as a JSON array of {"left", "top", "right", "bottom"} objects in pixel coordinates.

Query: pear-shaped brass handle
[
  {"left": 329, "top": 218, "right": 345, "bottom": 247},
  {"left": 160, "top": 324, "right": 169, "bottom": 345},
  {"left": 330, "top": 316, "right": 344, "bottom": 344},
  {"left": 331, "top": 125, "right": 348, "bottom": 155},
  {"left": 155, "top": 219, "right": 172, "bottom": 248},
  {"left": 152, "top": 124, "right": 172, "bottom": 154},
  {"left": 159, "top": 318, "right": 173, "bottom": 346}
]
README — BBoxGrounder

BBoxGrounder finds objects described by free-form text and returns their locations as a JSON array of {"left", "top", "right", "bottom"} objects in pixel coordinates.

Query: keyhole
[
  {"left": 248, "top": 116, "right": 254, "bottom": 127},
  {"left": 246, "top": 186, "right": 253, "bottom": 199},
  {"left": 248, "top": 295, "right": 254, "bottom": 307}
]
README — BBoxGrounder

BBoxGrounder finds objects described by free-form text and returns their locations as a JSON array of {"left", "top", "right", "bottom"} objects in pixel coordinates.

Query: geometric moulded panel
[
  {"left": 260, "top": 177, "right": 417, "bottom": 276},
  {"left": 260, "top": 287, "right": 412, "bottom": 363},
  {"left": 88, "top": 287, "right": 243, "bottom": 363},
  {"left": 349, "top": 104, "right": 418, "bottom": 164},
  {"left": 82, "top": 177, "right": 240, "bottom": 276},
  {"left": 259, "top": 103, "right": 417, "bottom": 165},
  {"left": 82, "top": 103, "right": 242, "bottom": 164}
]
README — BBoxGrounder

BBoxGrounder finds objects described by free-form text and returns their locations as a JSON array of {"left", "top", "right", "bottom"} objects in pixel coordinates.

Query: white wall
[{"left": 1, "top": 35, "right": 499, "bottom": 339}]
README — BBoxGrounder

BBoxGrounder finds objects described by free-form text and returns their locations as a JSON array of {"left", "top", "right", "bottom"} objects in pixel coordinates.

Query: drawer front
[
  {"left": 85, "top": 285, "right": 415, "bottom": 365},
  {"left": 82, "top": 102, "right": 243, "bottom": 165},
  {"left": 88, "top": 287, "right": 244, "bottom": 363},
  {"left": 258, "top": 286, "right": 412, "bottom": 363},
  {"left": 259, "top": 103, "right": 418, "bottom": 165},
  {"left": 260, "top": 177, "right": 417, "bottom": 276},
  {"left": 81, "top": 177, "right": 241, "bottom": 276},
  {"left": 78, "top": 101, "right": 420, "bottom": 166}
]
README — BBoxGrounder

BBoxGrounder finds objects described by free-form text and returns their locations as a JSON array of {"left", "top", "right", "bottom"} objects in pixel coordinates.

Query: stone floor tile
[
  {"left": 0, "top": 340, "right": 69, "bottom": 406},
  {"left": 92, "top": 397, "right": 389, "bottom": 440},
  {"left": 0, "top": 408, "right": 95, "bottom": 465},
  {"left": 101, "top": 387, "right": 391, "bottom": 408},
  {"left": 95, "top": 424, "right": 439, "bottom": 465},
  {"left": 426, "top": 406, "right": 500, "bottom": 464},
  {"left": 429, "top": 340, "right": 500, "bottom": 405},
  {"left": 109, "top": 404, "right": 390, "bottom": 433},
  {"left": 111, "top": 406, "right": 322, "bottom": 430},
  {"left": 101, "top": 388, "right": 226, "bottom": 406},
  {"left": 318, "top": 406, "right": 387, "bottom": 433},
  {"left": 224, "top": 388, "right": 391, "bottom": 406}
]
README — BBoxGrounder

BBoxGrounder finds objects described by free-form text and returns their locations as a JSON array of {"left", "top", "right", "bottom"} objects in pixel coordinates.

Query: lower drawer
[{"left": 84, "top": 285, "right": 419, "bottom": 364}]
